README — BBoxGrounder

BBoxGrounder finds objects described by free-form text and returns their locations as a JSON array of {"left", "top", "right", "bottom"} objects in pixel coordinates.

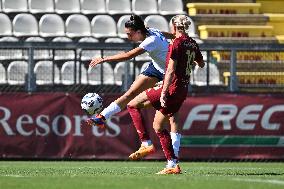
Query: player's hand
[
  {"left": 89, "top": 57, "right": 104, "bottom": 67},
  {"left": 160, "top": 92, "right": 167, "bottom": 108}
]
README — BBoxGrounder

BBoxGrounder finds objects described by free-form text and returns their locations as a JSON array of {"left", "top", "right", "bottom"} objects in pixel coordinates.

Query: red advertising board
[{"left": 0, "top": 93, "right": 283, "bottom": 160}]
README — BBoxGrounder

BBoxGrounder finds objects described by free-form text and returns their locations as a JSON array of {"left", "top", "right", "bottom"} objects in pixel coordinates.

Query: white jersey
[{"left": 139, "top": 28, "right": 169, "bottom": 74}]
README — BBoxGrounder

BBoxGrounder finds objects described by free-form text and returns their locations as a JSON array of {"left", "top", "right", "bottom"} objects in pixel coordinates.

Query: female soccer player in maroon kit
[{"left": 127, "top": 15, "right": 204, "bottom": 174}]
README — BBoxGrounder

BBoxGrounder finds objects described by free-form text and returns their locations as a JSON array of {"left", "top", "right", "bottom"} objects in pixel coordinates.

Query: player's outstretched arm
[{"left": 89, "top": 47, "right": 146, "bottom": 67}]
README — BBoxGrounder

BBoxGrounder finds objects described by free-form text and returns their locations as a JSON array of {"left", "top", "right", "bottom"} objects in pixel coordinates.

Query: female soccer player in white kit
[{"left": 85, "top": 14, "right": 182, "bottom": 160}]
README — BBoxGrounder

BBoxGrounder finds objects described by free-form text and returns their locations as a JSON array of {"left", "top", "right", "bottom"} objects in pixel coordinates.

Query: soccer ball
[{"left": 81, "top": 93, "right": 103, "bottom": 115}]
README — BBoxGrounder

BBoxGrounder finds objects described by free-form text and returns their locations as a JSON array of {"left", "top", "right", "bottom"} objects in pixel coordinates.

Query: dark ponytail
[{"left": 125, "top": 14, "right": 148, "bottom": 35}]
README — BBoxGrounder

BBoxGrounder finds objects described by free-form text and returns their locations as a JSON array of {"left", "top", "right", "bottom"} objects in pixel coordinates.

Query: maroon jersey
[
  {"left": 146, "top": 35, "right": 203, "bottom": 116},
  {"left": 166, "top": 34, "right": 203, "bottom": 99}
]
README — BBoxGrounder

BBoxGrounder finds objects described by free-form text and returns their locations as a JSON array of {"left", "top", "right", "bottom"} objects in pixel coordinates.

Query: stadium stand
[
  {"left": 144, "top": 15, "right": 169, "bottom": 32},
  {"left": 158, "top": 0, "right": 185, "bottom": 15},
  {"left": 24, "top": 37, "right": 51, "bottom": 60},
  {"left": 0, "top": 63, "right": 6, "bottom": 84},
  {"left": 223, "top": 71, "right": 284, "bottom": 85},
  {"left": 256, "top": 0, "right": 284, "bottom": 14},
  {"left": 106, "top": 0, "right": 131, "bottom": 15},
  {"left": 34, "top": 61, "right": 60, "bottom": 85},
  {"left": 114, "top": 61, "right": 140, "bottom": 86},
  {"left": 65, "top": 14, "right": 91, "bottom": 38},
  {"left": 7, "top": 61, "right": 28, "bottom": 85},
  {"left": 61, "top": 61, "right": 87, "bottom": 85},
  {"left": 88, "top": 62, "right": 114, "bottom": 85},
  {"left": 117, "top": 15, "right": 131, "bottom": 38},
  {"left": 55, "top": 0, "right": 80, "bottom": 14},
  {"left": 80, "top": 0, "right": 106, "bottom": 14},
  {"left": 39, "top": 14, "right": 65, "bottom": 37},
  {"left": 192, "top": 62, "right": 221, "bottom": 86},
  {"left": 13, "top": 13, "right": 38, "bottom": 37},
  {"left": 2, "top": 0, "right": 28, "bottom": 13},
  {"left": 52, "top": 37, "right": 75, "bottom": 60},
  {"left": 0, "top": 13, "right": 12, "bottom": 36},
  {"left": 91, "top": 15, "right": 117, "bottom": 38},
  {"left": 28, "top": 0, "right": 54, "bottom": 14},
  {"left": 132, "top": 0, "right": 158, "bottom": 15}
]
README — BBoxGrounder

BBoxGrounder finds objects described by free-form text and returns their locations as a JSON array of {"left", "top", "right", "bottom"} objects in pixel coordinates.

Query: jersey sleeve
[
  {"left": 194, "top": 43, "right": 204, "bottom": 63},
  {"left": 170, "top": 40, "right": 179, "bottom": 61},
  {"left": 138, "top": 36, "right": 156, "bottom": 52}
]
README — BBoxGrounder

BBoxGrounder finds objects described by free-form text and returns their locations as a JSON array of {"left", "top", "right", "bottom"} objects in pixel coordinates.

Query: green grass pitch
[{"left": 0, "top": 161, "right": 284, "bottom": 189}]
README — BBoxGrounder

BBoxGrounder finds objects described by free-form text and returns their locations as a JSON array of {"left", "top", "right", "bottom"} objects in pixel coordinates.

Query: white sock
[
  {"left": 141, "top": 140, "right": 152, "bottom": 146},
  {"left": 100, "top": 102, "right": 121, "bottom": 119},
  {"left": 166, "top": 159, "right": 178, "bottom": 168},
  {"left": 170, "top": 132, "right": 181, "bottom": 158}
]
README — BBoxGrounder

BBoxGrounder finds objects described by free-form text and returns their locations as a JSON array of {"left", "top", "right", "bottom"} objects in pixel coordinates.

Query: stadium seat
[
  {"left": 117, "top": 15, "right": 131, "bottom": 38},
  {"left": 7, "top": 61, "right": 28, "bottom": 85},
  {"left": 80, "top": 0, "right": 106, "bottom": 14},
  {"left": 24, "top": 37, "right": 51, "bottom": 60},
  {"left": 158, "top": 0, "right": 184, "bottom": 15},
  {"left": 91, "top": 15, "right": 117, "bottom": 38},
  {"left": 65, "top": 14, "right": 91, "bottom": 38},
  {"left": 106, "top": 0, "right": 131, "bottom": 15},
  {"left": 34, "top": 61, "right": 60, "bottom": 85},
  {"left": 12, "top": 13, "right": 38, "bottom": 37},
  {"left": 132, "top": 0, "right": 158, "bottom": 15},
  {"left": 79, "top": 37, "right": 100, "bottom": 61},
  {"left": 52, "top": 37, "right": 75, "bottom": 60},
  {"left": 55, "top": 0, "right": 80, "bottom": 14},
  {"left": 192, "top": 63, "right": 221, "bottom": 86},
  {"left": 29, "top": 0, "right": 54, "bottom": 14},
  {"left": 88, "top": 62, "right": 114, "bottom": 85},
  {"left": 114, "top": 61, "right": 139, "bottom": 85},
  {"left": 144, "top": 15, "right": 169, "bottom": 32},
  {"left": 0, "top": 63, "right": 7, "bottom": 84},
  {"left": 104, "top": 37, "right": 125, "bottom": 57},
  {"left": 0, "top": 37, "right": 23, "bottom": 60},
  {"left": 61, "top": 61, "right": 87, "bottom": 85},
  {"left": 39, "top": 14, "right": 65, "bottom": 37},
  {"left": 186, "top": 3, "right": 261, "bottom": 16},
  {"left": 0, "top": 13, "right": 12, "bottom": 37},
  {"left": 2, "top": 0, "right": 28, "bottom": 13}
]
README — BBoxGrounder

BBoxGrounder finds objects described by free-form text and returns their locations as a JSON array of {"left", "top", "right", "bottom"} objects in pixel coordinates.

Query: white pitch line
[
  {"left": 2, "top": 174, "right": 28, "bottom": 178},
  {"left": 232, "top": 178, "right": 284, "bottom": 185}
]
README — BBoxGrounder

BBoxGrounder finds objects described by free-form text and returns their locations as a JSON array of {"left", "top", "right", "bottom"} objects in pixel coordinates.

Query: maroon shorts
[{"left": 146, "top": 86, "right": 185, "bottom": 117}]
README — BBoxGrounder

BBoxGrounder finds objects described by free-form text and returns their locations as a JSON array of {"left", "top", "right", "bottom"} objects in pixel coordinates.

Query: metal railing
[{"left": 1, "top": 41, "right": 284, "bottom": 93}]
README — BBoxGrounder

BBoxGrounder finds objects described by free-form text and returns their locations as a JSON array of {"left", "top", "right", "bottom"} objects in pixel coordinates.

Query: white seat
[
  {"left": 132, "top": 0, "right": 158, "bottom": 15},
  {"left": 61, "top": 61, "right": 87, "bottom": 85},
  {"left": 0, "top": 37, "right": 23, "bottom": 60},
  {"left": 34, "top": 61, "right": 60, "bottom": 85},
  {"left": 0, "top": 13, "right": 12, "bottom": 36},
  {"left": 52, "top": 37, "right": 75, "bottom": 60},
  {"left": 13, "top": 13, "right": 38, "bottom": 37},
  {"left": 29, "top": 0, "right": 54, "bottom": 13},
  {"left": 104, "top": 37, "right": 125, "bottom": 57},
  {"left": 91, "top": 15, "right": 117, "bottom": 38},
  {"left": 2, "top": 0, "right": 28, "bottom": 13},
  {"left": 24, "top": 37, "right": 52, "bottom": 60},
  {"left": 117, "top": 15, "right": 131, "bottom": 38},
  {"left": 55, "top": 0, "right": 80, "bottom": 14},
  {"left": 78, "top": 37, "right": 100, "bottom": 61},
  {"left": 0, "top": 63, "right": 7, "bottom": 84},
  {"left": 192, "top": 63, "right": 221, "bottom": 86},
  {"left": 158, "top": 0, "right": 184, "bottom": 15},
  {"left": 65, "top": 14, "right": 91, "bottom": 38},
  {"left": 80, "top": 0, "right": 106, "bottom": 14},
  {"left": 7, "top": 61, "right": 28, "bottom": 85},
  {"left": 88, "top": 63, "right": 114, "bottom": 85},
  {"left": 106, "top": 0, "right": 131, "bottom": 15},
  {"left": 114, "top": 61, "right": 139, "bottom": 85},
  {"left": 39, "top": 14, "right": 65, "bottom": 37},
  {"left": 145, "top": 15, "right": 169, "bottom": 32}
]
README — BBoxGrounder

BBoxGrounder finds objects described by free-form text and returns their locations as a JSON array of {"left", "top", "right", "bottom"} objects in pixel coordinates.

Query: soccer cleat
[
  {"left": 85, "top": 114, "right": 106, "bottom": 129},
  {"left": 129, "top": 144, "right": 155, "bottom": 160},
  {"left": 156, "top": 164, "right": 182, "bottom": 175}
]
